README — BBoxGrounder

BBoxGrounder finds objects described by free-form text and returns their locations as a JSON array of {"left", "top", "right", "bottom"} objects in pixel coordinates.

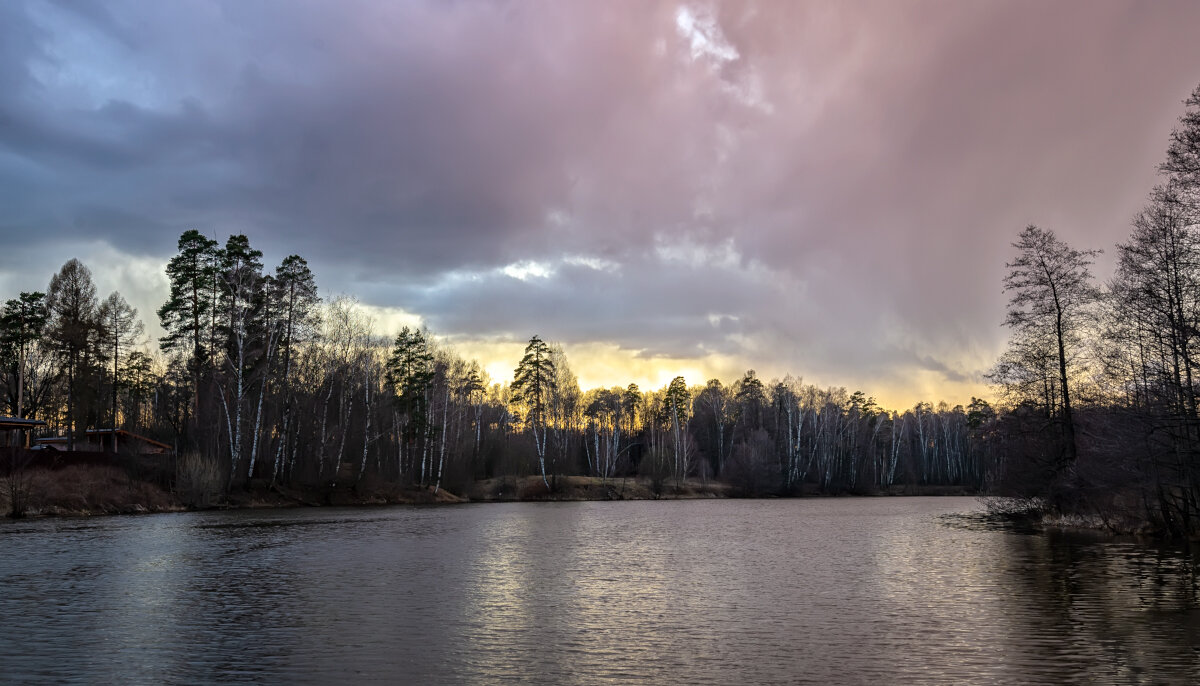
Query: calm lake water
[{"left": 2, "top": 497, "right": 1199, "bottom": 685}]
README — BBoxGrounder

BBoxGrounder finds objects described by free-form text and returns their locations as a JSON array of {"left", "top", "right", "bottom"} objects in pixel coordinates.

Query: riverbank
[
  {"left": 466, "top": 475, "right": 730, "bottom": 501},
  {"left": 2, "top": 465, "right": 981, "bottom": 519},
  {"left": 975, "top": 495, "right": 1175, "bottom": 538}
]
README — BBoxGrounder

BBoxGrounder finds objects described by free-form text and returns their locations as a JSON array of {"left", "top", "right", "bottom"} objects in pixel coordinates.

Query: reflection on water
[{"left": 1, "top": 498, "right": 1197, "bottom": 685}]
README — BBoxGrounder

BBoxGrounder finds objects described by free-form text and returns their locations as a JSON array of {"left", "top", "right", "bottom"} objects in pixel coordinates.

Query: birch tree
[
  {"left": 269, "top": 255, "right": 319, "bottom": 477},
  {"left": 386, "top": 326, "right": 434, "bottom": 484},
  {"left": 698, "top": 379, "right": 732, "bottom": 478},
  {"left": 548, "top": 345, "right": 580, "bottom": 482},
  {"left": 215, "top": 235, "right": 264, "bottom": 482},
  {"left": 664, "top": 375, "right": 692, "bottom": 483}
]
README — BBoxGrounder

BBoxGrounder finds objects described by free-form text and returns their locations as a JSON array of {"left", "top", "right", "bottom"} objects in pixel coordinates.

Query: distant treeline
[{"left": 0, "top": 236, "right": 994, "bottom": 498}]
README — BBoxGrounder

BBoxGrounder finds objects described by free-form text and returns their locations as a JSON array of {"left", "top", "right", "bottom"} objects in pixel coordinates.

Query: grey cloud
[{"left": 383, "top": 255, "right": 762, "bottom": 357}]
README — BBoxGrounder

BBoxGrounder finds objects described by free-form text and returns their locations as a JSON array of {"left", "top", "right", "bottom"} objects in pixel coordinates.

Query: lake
[{"left": 2, "top": 497, "right": 1198, "bottom": 684}]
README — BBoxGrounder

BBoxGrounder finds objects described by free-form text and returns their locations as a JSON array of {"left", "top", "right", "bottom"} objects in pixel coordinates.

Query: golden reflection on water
[{"left": 465, "top": 506, "right": 542, "bottom": 679}]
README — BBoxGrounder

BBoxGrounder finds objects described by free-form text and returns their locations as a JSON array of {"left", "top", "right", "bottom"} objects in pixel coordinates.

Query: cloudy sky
[{"left": 2, "top": 0, "right": 1199, "bottom": 408}]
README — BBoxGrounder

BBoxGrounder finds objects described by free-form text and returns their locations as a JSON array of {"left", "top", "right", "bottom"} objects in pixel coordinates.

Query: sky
[{"left": 2, "top": 0, "right": 1200, "bottom": 409}]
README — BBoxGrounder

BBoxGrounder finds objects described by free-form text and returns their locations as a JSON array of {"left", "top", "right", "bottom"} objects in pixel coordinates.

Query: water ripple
[{"left": 1, "top": 498, "right": 1198, "bottom": 684}]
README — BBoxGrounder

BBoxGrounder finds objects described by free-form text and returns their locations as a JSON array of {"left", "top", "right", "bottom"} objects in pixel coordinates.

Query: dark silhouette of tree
[
  {"left": 46, "top": 259, "right": 98, "bottom": 450},
  {"left": 0, "top": 292, "right": 48, "bottom": 419},
  {"left": 157, "top": 230, "right": 219, "bottom": 431},
  {"left": 266, "top": 255, "right": 319, "bottom": 481},
  {"left": 1162, "top": 84, "right": 1200, "bottom": 194},
  {"left": 386, "top": 326, "right": 435, "bottom": 484},
  {"left": 664, "top": 375, "right": 691, "bottom": 481},
  {"left": 97, "top": 292, "right": 143, "bottom": 430},
  {"left": 697, "top": 378, "right": 732, "bottom": 477},
  {"left": 512, "top": 335, "right": 555, "bottom": 488},
  {"left": 734, "top": 369, "right": 766, "bottom": 439},
  {"left": 217, "top": 234, "right": 265, "bottom": 482},
  {"left": 997, "top": 225, "right": 1099, "bottom": 471}
]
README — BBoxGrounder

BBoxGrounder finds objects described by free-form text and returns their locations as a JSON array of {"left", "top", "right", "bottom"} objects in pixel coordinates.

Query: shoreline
[{"left": 2, "top": 465, "right": 983, "bottom": 520}]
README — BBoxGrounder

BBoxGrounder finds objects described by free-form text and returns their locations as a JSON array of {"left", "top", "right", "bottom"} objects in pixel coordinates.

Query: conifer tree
[
  {"left": 0, "top": 291, "right": 48, "bottom": 419},
  {"left": 157, "top": 230, "right": 219, "bottom": 424},
  {"left": 512, "top": 335, "right": 556, "bottom": 487}
]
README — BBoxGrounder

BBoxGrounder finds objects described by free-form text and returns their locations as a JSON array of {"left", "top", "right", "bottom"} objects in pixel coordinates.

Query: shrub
[{"left": 176, "top": 452, "right": 222, "bottom": 508}]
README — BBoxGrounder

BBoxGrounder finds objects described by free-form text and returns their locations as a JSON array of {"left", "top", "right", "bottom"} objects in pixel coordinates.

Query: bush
[
  {"left": 726, "top": 430, "right": 777, "bottom": 497},
  {"left": 2, "top": 449, "right": 37, "bottom": 518},
  {"left": 638, "top": 447, "right": 671, "bottom": 498},
  {"left": 176, "top": 452, "right": 222, "bottom": 508}
]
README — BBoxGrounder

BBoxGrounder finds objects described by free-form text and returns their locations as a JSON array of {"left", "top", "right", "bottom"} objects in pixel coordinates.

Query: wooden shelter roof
[
  {"left": 0, "top": 417, "right": 47, "bottom": 430},
  {"left": 85, "top": 429, "right": 173, "bottom": 452}
]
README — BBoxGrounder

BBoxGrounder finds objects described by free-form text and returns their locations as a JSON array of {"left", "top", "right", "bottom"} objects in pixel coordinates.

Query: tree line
[{"left": 1, "top": 231, "right": 992, "bottom": 498}]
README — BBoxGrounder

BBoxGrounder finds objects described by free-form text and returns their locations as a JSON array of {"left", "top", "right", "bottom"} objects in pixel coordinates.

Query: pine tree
[
  {"left": 0, "top": 292, "right": 48, "bottom": 419},
  {"left": 386, "top": 327, "right": 435, "bottom": 483},
  {"left": 157, "top": 230, "right": 219, "bottom": 425},
  {"left": 512, "top": 335, "right": 556, "bottom": 487},
  {"left": 268, "top": 254, "right": 319, "bottom": 480}
]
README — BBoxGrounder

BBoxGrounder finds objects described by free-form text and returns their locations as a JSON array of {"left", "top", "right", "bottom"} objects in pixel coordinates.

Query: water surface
[{"left": 2, "top": 497, "right": 1198, "bottom": 684}]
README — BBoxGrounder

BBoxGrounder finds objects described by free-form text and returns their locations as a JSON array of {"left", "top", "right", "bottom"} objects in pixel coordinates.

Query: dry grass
[
  {"left": 219, "top": 480, "right": 466, "bottom": 510},
  {"left": 0, "top": 465, "right": 180, "bottom": 517},
  {"left": 175, "top": 452, "right": 222, "bottom": 508},
  {"left": 467, "top": 475, "right": 730, "bottom": 502}
]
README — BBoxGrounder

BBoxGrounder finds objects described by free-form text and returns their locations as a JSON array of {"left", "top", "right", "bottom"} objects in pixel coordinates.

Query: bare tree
[
  {"left": 998, "top": 225, "right": 1100, "bottom": 470},
  {"left": 97, "top": 292, "right": 144, "bottom": 430},
  {"left": 46, "top": 259, "right": 99, "bottom": 450}
]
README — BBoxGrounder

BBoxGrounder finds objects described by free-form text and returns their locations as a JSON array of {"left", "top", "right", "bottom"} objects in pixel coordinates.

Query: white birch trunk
[{"left": 435, "top": 386, "right": 449, "bottom": 493}]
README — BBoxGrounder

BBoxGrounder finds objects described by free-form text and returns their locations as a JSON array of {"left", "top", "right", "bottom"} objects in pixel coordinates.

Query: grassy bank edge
[{"left": 3, "top": 466, "right": 981, "bottom": 520}]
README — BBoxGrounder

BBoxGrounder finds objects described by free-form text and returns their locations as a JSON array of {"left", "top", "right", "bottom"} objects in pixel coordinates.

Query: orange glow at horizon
[{"left": 444, "top": 338, "right": 993, "bottom": 411}]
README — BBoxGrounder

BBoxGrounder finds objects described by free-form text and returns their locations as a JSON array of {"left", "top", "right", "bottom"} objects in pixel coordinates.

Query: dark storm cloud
[
  {"left": 392, "top": 254, "right": 763, "bottom": 357},
  {"left": 3, "top": 0, "right": 1200, "bottom": 402}
]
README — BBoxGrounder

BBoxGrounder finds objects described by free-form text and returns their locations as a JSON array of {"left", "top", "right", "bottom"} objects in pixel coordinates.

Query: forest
[
  {"left": 6, "top": 84, "right": 1200, "bottom": 535},
  {"left": 0, "top": 237, "right": 992, "bottom": 503}
]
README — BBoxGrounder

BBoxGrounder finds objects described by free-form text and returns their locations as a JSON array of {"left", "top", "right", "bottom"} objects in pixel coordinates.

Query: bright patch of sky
[
  {"left": 501, "top": 260, "right": 555, "bottom": 281},
  {"left": 352, "top": 302, "right": 424, "bottom": 335},
  {"left": 562, "top": 255, "right": 621, "bottom": 273},
  {"left": 654, "top": 234, "right": 743, "bottom": 271},
  {"left": 675, "top": 5, "right": 738, "bottom": 64}
]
